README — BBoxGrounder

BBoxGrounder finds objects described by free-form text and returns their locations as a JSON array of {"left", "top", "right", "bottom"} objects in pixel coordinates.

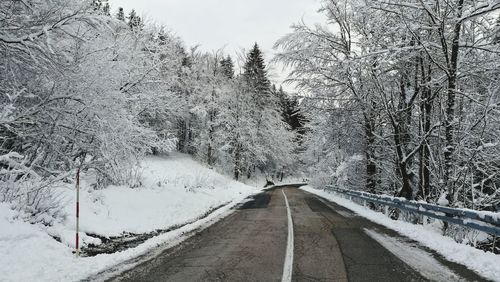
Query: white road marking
[
  {"left": 364, "top": 228, "right": 466, "bottom": 282},
  {"left": 281, "top": 189, "right": 294, "bottom": 282}
]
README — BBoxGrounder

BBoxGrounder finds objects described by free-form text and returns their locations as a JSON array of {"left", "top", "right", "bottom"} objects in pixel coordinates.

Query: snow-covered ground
[
  {"left": 302, "top": 186, "right": 500, "bottom": 282},
  {"left": 0, "top": 154, "right": 259, "bottom": 282}
]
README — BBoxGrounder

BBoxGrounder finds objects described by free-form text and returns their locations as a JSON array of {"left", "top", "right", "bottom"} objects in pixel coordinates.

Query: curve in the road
[{"left": 107, "top": 186, "right": 488, "bottom": 282}]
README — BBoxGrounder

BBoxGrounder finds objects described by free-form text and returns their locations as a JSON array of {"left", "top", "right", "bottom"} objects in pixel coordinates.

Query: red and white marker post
[{"left": 75, "top": 167, "right": 80, "bottom": 257}]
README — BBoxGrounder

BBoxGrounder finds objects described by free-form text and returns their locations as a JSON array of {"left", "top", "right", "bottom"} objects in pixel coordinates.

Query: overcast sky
[{"left": 109, "top": 0, "right": 325, "bottom": 90}]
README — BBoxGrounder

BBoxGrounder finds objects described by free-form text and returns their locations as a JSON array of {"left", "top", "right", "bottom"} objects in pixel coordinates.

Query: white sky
[{"left": 109, "top": 0, "right": 326, "bottom": 91}]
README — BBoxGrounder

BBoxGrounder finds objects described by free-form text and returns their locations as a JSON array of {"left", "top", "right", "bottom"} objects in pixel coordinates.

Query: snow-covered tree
[
  {"left": 116, "top": 7, "right": 125, "bottom": 21},
  {"left": 220, "top": 55, "right": 235, "bottom": 79},
  {"left": 275, "top": 0, "right": 500, "bottom": 210}
]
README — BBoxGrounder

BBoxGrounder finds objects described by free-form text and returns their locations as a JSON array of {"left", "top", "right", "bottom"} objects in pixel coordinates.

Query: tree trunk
[
  {"left": 364, "top": 116, "right": 377, "bottom": 193},
  {"left": 234, "top": 144, "right": 241, "bottom": 180},
  {"left": 418, "top": 62, "right": 432, "bottom": 201},
  {"left": 393, "top": 119, "right": 413, "bottom": 200},
  {"left": 444, "top": 0, "right": 464, "bottom": 204},
  {"left": 176, "top": 119, "right": 189, "bottom": 153},
  {"left": 397, "top": 73, "right": 415, "bottom": 200},
  {"left": 207, "top": 110, "right": 215, "bottom": 166}
]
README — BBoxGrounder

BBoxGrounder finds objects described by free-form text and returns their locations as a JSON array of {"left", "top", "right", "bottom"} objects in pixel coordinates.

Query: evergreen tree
[
  {"left": 236, "top": 44, "right": 294, "bottom": 178},
  {"left": 220, "top": 56, "right": 234, "bottom": 79},
  {"left": 127, "top": 9, "right": 142, "bottom": 30},
  {"left": 90, "top": 0, "right": 110, "bottom": 16},
  {"left": 116, "top": 7, "right": 125, "bottom": 21},
  {"left": 243, "top": 43, "right": 271, "bottom": 102},
  {"left": 90, "top": 0, "right": 102, "bottom": 12},
  {"left": 102, "top": 1, "right": 110, "bottom": 16},
  {"left": 276, "top": 86, "right": 305, "bottom": 133}
]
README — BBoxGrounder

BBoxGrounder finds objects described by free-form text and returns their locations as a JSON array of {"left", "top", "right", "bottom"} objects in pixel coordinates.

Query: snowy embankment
[
  {"left": 302, "top": 186, "right": 500, "bottom": 282},
  {"left": 0, "top": 154, "right": 258, "bottom": 282}
]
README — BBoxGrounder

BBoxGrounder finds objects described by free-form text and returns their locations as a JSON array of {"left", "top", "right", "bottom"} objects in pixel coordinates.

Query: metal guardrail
[{"left": 327, "top": 186, "right": 500, "bottom": 236}]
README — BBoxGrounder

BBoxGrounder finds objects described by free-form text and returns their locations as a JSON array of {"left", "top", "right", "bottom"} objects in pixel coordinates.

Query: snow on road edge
[
  {"left": 84, "top": 196, "right": 254, "bottom": 281},
  {"left": 364, "top": 228, "right": 466, "bottom": 282},
  {"left": 301, "top": 186, "right": 500, "bottom": 282},
  {"left": 0, "top": 191, "right": 258, "bottom": 282},
  {"left": 0, "top": 155, "right": 261, "bottom": 282}
]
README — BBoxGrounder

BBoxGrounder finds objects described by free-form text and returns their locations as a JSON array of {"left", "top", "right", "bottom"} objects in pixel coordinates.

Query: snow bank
[
  {"left": 59, "top": 154, "right": 256, "bottom": 237},
  {"left": 302, "top": 186, "right": 500, "bottom": 282},
  {"left": 0, "top": 154, "right": 258, "bottom": 282}
]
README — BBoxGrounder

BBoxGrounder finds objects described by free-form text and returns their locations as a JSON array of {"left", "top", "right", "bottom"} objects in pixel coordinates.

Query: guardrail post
[
  {"left": 75, "top": 167, "right": 80, "bottom": 257},
  {"left": 492, "top": 235, "right": 497, "bottom": 253}
]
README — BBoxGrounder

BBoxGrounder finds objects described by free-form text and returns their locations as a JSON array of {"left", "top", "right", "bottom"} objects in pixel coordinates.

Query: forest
[{"left": 0, "top": 0, "right": 305, "bottom": 218}]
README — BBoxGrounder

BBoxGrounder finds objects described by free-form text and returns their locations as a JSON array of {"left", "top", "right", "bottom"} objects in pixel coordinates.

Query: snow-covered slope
[{"left": 0, "top": 154, "right": 259, "bottom": 282}]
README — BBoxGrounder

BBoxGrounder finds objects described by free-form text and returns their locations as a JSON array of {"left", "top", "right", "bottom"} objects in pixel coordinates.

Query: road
[{"left": 108, "top": 186, "right": 487, "bottom": 282}]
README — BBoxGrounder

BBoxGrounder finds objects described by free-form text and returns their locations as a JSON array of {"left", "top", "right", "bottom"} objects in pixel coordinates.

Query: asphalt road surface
[{"left": 108, "top": 186, "right": 488, "bottom": 282}]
